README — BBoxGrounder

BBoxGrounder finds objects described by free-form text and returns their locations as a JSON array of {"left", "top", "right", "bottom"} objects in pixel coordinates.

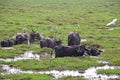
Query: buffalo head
[
  {"left": 30, "top": 32, "right": 42, "bottom": 43},
  {"left": 75, "top": 45, "right": 89, "bottom": 56},
  {"left": 86, "top": 47, "right": 103, "bottom": 56}
]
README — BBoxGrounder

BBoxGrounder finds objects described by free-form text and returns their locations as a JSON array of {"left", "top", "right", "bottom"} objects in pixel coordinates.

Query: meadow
[{"left": 0, "top": 0, "right": 120, "bottom": 79}]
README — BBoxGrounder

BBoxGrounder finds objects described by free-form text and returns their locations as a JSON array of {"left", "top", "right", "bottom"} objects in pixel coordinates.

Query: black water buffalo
[
  {"left": 9, "top": 39, "right": 16, "bottom": 47},
  {"left": 40, "top": 38, "right": 62, "bottom": 49},
  {"left": 1, "top": 39, "right": 16, "bottom": 47},
  {"left": 29, "top": 29, "right": 42, "bottom": 43},
  {"left": 86, "top": 47, "right": 103, "bottom": 56},
  {"left": 14, "top": 30, "right": 42, "bottom": 45},
  {"left": 68, "top": 32, "right": 81, "bottom": 46},
  {"left": 15, "top": 34, "right": 28, "bottom": 44},
  {"left": 54, "top": 45, "right": 88, "bottom": 58}
]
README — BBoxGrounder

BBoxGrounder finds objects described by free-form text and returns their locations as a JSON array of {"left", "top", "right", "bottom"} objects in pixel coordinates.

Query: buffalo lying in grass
[
  {"left": 54, "top": 45, "right": 88, "bottom": 58},
  {"left": 1, "top": 39, "right": 16, "bottom": 47},
  {"left": 86, "top": 47, "right": 103, "bottom": 56}
]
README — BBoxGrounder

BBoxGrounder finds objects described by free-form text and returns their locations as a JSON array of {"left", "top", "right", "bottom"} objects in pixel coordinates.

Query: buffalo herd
[
  {"left": 1, "top": 30, "right": 103, "bottom": 57},
  {"left": 1, "top": 29, "right": 42, "bottom": 47}
]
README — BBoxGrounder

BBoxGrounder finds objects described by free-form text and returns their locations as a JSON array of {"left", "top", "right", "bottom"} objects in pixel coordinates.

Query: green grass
[
  {"left": 97, "top": 69, "right": 120, "bottom": 75},
  {"left": 1, "top": 57, "right": 100, "bottom": 71},
  {"left": 0, "top": 44, "right": 52, "bottom": 58},
  {"left": 101, "top": 49, "right": 120, "bottom": 66},
  {"left": 57, "top": 76, "right": 86, "bottom": 80},
  {"left": 0, "top": 0, "right": 120, "bottom": 40},
  {"left": 0, "top": 74, "right": 86, "bottom": 80},
  {"left": 0, "top": 0, "right": 120, "bottom": 79},
  {"left": 0, "top": 74, "right": 52, "bottom": 80}
]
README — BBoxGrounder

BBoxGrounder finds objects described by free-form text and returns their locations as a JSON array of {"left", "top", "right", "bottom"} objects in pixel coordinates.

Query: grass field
[
  {"left": 0, "top": 74, "right": 52, "bottom": 80},
  {"left": 97, "top": 69, "right": 120, "bottom": 75},
  {"left": 0, "top": 0, "right": 120, "bottom": 79}
]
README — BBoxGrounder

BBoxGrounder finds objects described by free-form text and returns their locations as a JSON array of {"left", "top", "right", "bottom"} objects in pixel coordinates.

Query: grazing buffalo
[
  {"left": 14, "top": 30, "right": 42, "bottom": 45},
  {"left": 86, "top": 47, "right": 103, "bottom": 56},
  {"left": 1, "top": 39, "right": 16, "bottom": 47},
  {"left": 68, "top": 32, "right": 81, "bottom": 46},
  {"left": 40, "top": 38, "right": 62, "bottom": 49},
  {"left": 54, "top": 45, "right": 88, "bottom": 58}
]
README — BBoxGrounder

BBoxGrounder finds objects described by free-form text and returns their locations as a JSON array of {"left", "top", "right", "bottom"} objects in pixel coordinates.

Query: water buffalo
[
  {"left": 86, "top": 47, "right": 103, "bottom": 56},
  {"left": 1, "top": 39, "right": 16, "bottom": 47},
  {"left": 29, "top": 31, "right": 42, "bottom": 43},
  {"left": 68, "top": 32, "right": 81, "bottom": 46},
  {"left": 40, "top": 38, "right": 62, "bottom": 49},
  {"left": 15, "top": 34, "right": 28, "bottom": 44},
  {"left": 14, "top": 30, "right": 42, "bottom": 45},
  {"left": 54, "top": 45, "right": 88, "bottom": 58},
  {"left": 9, "top": 39, "right": 16, "bottom": 47}
]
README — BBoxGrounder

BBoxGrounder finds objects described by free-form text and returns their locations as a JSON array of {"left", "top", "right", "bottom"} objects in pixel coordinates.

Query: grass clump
[
  {"left": 0, "top": 48, "right": 22, "bottom": 58},
  {"left": 2, "top": 57, "right": 100, "bottom": 71},
  {"left": 0, "top": 74, "right": 52, "bottom": 80},
  {"left": 13, "top": 44, "right": 52, "bottom": 54},
  {"left": 57, "top": 76, "right": 86, "bottom": 80},
  {"left": 0, "top": 44, "right": 52, "bottom": 58},
  {"left": 102, "top": 49, "right": 120, "bottom": 66},
  {"left": 97, "top": 69, "right": 120, "bottom": 75}
]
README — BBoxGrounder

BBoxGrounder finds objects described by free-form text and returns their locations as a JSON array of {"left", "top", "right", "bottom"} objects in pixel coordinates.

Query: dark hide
[
  {"left": 15, "top": 32, "right": 41, "bottom": 44},
  {"left": 40, "top": 38, "right": 62, "bottom": 49},
  {"left": 8, "top": 39, "right": 16, "bottom": 47},
  {"left": 15, "top": 34, "right": 28, "bottom": 44},
  {"left": 55, "top": 40, "right": 62, "bottom": 47},
  {"left": 54, "top": 45, "right": 88, "bottom": 58},
  {"left": 29, "top": 32, "right": 41, "bottom": 43},
  {"left": 40, "top": 39, "right": 48, "bottom": 48},
  {"left": 68, "top": 32, "right": 81, "bottom": 46},
  {"left": 1, "top": 39, "right": 15, "bottom": 47},
  {"left": 87, "top": 47, "right": 103, "bottom": 56},
  {"left": 1, "top": 39, "right": 9, "bottom": 47}
]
